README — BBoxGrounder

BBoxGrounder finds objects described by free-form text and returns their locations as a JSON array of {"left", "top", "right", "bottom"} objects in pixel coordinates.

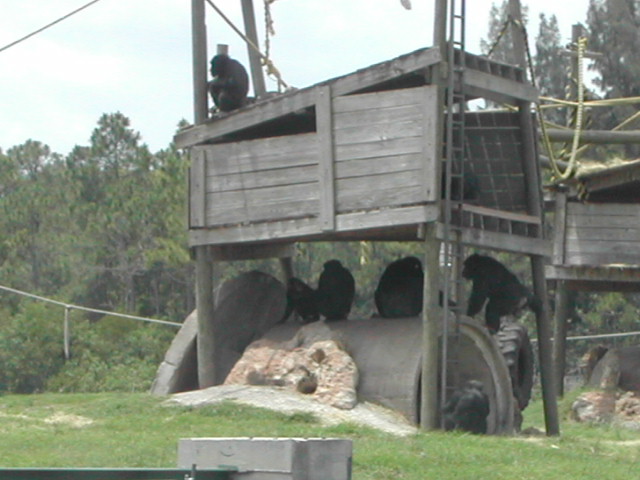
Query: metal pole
[{"left": 63, "top": 306, "right": 71, "bottom": 361}]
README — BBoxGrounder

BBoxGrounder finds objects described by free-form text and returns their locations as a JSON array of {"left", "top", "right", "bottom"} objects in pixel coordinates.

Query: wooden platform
[{"left": 181, "top": 45, "right": 546, "bottom": 257}]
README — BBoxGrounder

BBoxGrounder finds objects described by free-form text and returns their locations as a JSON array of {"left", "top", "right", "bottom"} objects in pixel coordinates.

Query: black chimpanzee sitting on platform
[
  {"left": 316, "top": 260, "right": 355, "bottom": 321},
  {"left": 208, "top": 53, "right": 249, "bottom": 113},
  {"left": 462, "top": 253, "right": 541, "bottom": 334},
  {"left": 443, "top": 380, "right": 490, "bottom": 434},
  {"left": 374, "top": 256, "right": 424, "bottom": 318}
]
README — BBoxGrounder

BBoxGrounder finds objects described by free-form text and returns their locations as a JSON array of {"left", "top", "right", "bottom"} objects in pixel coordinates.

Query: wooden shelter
[
  {"left": 547, "top": 160, "right": 640, "bottom": 394},
  {"left": 179, "top": 0, "right": 558, "bottom": 434}
]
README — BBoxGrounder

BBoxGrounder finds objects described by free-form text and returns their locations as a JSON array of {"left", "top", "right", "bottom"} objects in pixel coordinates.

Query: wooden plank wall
[
  {"left": 194, "top": 133, "right": 320, "bottom": 226},
  {"left": 333, "top": 86, "right": 438, "bottom": 213},
  {"left": 191, "top": 86, "right": 439, "bottom": 231},
  {"left": 564, "top": 202, "right": 640, "bottom": 265}
]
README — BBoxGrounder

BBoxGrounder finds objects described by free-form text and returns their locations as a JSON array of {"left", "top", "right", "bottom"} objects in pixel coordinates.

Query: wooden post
[
  {"left": 241, "top": 0, "right": 266, "bottom": 98},
  {"left": 509, "top": 0, "right": 560, "bottom": 436},
  {"left": 192, "top": 0, "right": 208, "bottom": 123},
  {"left": 279, "top": 257, "right": 294, "bottom": 285},
  {"left": 421, "top": 223, "right": 441, "bottom": 430},
  {"left": 418, "top": 0, "right": 447, "bottom": 430},
  {"left": 433, "top": 0, "right": 447, "bottom": 51},
  {"left": 196, "top": 246, "right": 217, "bottom": 388},
  {"left": 553, "top": 281, "right": 571, "bottom": 397},
  {"left": 192, "top": 0, "right": 217, "bottom": 388}
]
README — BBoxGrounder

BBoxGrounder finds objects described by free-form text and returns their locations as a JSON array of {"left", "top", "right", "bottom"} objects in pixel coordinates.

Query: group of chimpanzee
[
  {"left": 283, "top": 260, "right": 356, "bottom": 323},
  {"left": 210, "top": 52, "right": 531, "bottom": 434},
  {"left": 283, "top": 253, "right": 540, "bottom": 434}
]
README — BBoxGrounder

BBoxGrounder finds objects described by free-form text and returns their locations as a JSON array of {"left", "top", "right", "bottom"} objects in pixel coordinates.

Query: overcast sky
[{"left": 0, "top": 0, "right": 592, "bottom": 155}]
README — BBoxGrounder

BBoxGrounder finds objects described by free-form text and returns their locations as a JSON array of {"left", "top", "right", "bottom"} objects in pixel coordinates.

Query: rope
[
  {"left": 0, "top": 284, "right": 182, "bottom": 328},
  {"left": 485, "top": 16, "right": 513, "bottom": 58},
  {"left": 0, "top": 0, "right": 103, "bottom": 54},
  {"left": 488, "top": 17, "right": 589, "bottom": 181},
  {"left": 205, "top": 0, "right": 289, "bottom": 91},
  {"left": 547, "top": 36, "right": 587, "bottom": 180},
  {"left": 516, "top": 14, "right": 587, "bottom": 181},
  {"left": 531, "top": 329, "right": 640, "bottom": 343}
]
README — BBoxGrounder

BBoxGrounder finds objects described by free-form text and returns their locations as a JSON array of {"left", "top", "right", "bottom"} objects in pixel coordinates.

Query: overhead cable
[{"left": 0, "top": 0, "right": 103, "bottom": 54}]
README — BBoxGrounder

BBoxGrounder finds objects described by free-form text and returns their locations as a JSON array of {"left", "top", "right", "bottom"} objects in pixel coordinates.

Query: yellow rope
[{"left": 545, "top": 37, "right": 588, "bottom": 180}]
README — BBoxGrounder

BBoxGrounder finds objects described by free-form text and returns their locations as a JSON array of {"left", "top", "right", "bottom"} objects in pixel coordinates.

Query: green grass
[{"left": 1, "top": 391, "right": 639, "bottom": 479}]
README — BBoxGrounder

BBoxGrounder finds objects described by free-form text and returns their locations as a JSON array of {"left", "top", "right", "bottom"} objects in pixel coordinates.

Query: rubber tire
[{"left": 497, "top": 321, "right": 534, "bottom": 411}]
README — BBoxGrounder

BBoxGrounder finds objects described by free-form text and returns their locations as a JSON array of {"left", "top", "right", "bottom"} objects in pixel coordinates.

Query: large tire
[{"left": 497, "top": 321, "right": 534, "bottom": 412}]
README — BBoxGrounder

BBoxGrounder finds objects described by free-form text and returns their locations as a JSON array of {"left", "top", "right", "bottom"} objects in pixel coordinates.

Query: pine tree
[
  {"left": 587, "top": 0, "right": 640, "bottom": 155},
  {"left": 480, "top": 1, "right": 529, "bottom": 66},
  {"left": 534, "top": 14, "right": 571, "bottom": 126}
]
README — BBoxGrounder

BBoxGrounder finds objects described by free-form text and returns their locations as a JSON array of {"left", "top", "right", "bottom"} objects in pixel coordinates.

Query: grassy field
[{"left": 0, "top": 391, "right": 639, "bottom": 480}]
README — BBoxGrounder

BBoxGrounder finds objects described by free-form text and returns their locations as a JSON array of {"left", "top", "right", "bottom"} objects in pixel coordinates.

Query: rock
[
  {"left": 224, "top": 322, "right": 358, "bottom": 409},
  {"left": 571, "top": 391, "right": 616, "bottom": 424},
  {"left": 615, "top": 391, "right": 640, "bottom": 430},
  {"left": 585, "top": 345, "right": 640, "bottom": 392}
]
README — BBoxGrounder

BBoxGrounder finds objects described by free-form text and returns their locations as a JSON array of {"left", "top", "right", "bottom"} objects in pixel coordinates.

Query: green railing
[{"left": 0, "top": 467, "right": 237, "bottom": 480}]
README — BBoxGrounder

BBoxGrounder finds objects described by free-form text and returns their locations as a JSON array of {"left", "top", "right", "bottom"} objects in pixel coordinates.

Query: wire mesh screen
[{"left": 464, "top": 111, "right": 529, "bottom": 212}]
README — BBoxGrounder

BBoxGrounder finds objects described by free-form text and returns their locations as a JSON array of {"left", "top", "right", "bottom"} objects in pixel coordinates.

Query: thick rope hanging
[
  {"left": 546, "top": 36, "right": 587, "bottom": 180},
  {"left": 512, "top": 17, "right": 586, "bottom": 181},
  {"left": 206, "top": 0, "right": 289, "bottom": 91}
]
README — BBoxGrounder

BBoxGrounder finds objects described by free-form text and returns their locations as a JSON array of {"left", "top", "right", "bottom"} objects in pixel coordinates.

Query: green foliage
[
  {"left": 587, "top": 0, "right": 640, "bottom": 157},
  {"left": 534, "top": 14, "right": 571, "bottom": 125},
  {"left": 0, "top": 301, "right": 173, "bottom": 394},
  {"left": 480, "top": 1, "right": 529, "bottom": 65},
  {"left": 47, "top": 317, "right": 174, "bottom": 393},
  {"left": 0, "top": 303, "right": 65, "bottom": 393}
]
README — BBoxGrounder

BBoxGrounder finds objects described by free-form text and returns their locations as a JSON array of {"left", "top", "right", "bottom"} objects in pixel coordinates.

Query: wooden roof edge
[{"left": 175, "top": 46, "right": 536, "bottom": 149}]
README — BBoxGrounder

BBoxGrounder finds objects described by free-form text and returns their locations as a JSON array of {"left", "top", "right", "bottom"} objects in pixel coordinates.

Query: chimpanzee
[
  {"left": 282, "top": 277, "right": 319, "bottom": 324},
  {"left": 374, "top": 256, "right": 424, "bottom": 318},
  {"left": 208, "top": 53, "right": 249, "bottom": 113},
  {"left": 462, "top": 253, "right": 541, "bottom": 333},
  {"left": 316, "top": 260, "right": 355, "bottom": 321},
  {"left": 443, "top": 380, "right": 490, "bottom": 434}
]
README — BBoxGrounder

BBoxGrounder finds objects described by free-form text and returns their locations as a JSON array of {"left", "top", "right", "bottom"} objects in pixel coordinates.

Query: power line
[
  {"left": 0, "top": 0, "right": 104, "bottom": 55},
  {"left": 0, "top": 284, "right": 182, "bottom": 328}
]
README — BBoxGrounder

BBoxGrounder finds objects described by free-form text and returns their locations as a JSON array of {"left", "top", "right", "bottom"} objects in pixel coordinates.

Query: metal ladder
[{"left": 440, "top": 0, "right": 467, "bottom": 426}]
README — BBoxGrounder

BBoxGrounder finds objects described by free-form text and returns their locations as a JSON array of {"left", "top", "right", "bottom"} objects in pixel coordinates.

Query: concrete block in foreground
[{"left": 178, "top": 437, "right": 352, "bottom": 480}]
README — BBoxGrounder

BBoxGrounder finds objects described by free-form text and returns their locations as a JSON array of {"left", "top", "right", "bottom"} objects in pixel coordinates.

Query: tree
[
  {"left": 534, "top": 13, "right": 571, "bottom": 126},
  {"left": 587, "top": 0, "right": 640, "bottom": 155},
  {"left": 480, "top": 1, "right": 529, "bottom": 66},
  {"left": 0, "top": 141, "right": 80, "bottom": 294}
]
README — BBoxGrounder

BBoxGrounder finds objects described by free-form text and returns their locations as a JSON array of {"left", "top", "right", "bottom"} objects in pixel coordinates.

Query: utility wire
[
  {"left": 0, "top": 284, "right": 182, "bottom": 328},
  {"left": 0, "top": 0, "right": 103, "bottom": 54}
]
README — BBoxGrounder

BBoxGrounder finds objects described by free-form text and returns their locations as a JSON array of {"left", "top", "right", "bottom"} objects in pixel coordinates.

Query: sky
[{"left": 0, "top": 0, "right": 593, "bottom": 156}]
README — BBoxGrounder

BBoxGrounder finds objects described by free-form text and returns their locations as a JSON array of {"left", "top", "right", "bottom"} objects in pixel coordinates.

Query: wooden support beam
[
  {"left": 195, "top": 245, "right": 217, "bottom": 388},
  {"left": 240, "top": 0, "right": 266, "bottom": 98},
  {"left": 544, "top": 129, "right": 640, "bottom": 144},
  {"left": 421, "top": 222, "right": 441, "bottom": 430},
  {"left": 552, "top": 281, "right": 571, "bottom": 397},
  {"left": 210, "top": 243, "right": 296, "bottom": 261},
  {"left": 510, "top": 0, "right": 559, "bottom": 436},
  {"left": 192, "top": 0, "right": 208, "bottom": 124},
  {"left": 317, "top": 85, "right": 336, "bottom": 231},
  {"left": 420, "top": 0, "right": 447, "bottom": 430},
  {"left": 552, "top": 192, "right": 567, "bottom": 265}
]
